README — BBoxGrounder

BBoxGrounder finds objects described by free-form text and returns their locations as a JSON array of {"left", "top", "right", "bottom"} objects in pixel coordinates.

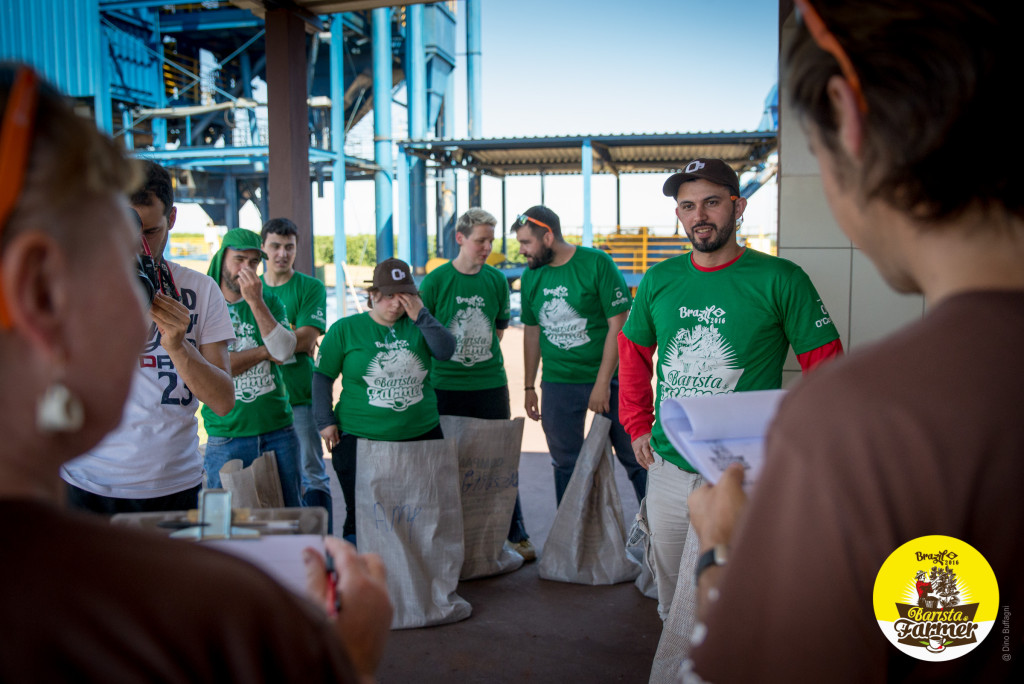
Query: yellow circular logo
[{"left": 873, "top": 535, "right": 999, "bottom": 661}]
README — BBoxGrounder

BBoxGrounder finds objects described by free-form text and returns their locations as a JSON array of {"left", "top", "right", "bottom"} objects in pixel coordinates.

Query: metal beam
[
  {"left": 466, "top": 0, "right": 482, "bottom": 206},
  {"left": 330, "top": 14, "right": 349, "bottom": 317},
  {"left": 582, "top": 139, "right": 592, "bottom": 247},
  {"left": 372, "top": 6, "right": 394, "bottom": 261},
  {"left": 408, "top": 3, "right": 428, "bottom": 272},
  {"left": 155, "top": 9, "right": 263, "bottom": 32}
]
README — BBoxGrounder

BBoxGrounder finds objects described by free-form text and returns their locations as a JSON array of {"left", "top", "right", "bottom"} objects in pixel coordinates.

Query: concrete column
[{"left": 266, "top": 8, "right": 314, "bottom": 275}]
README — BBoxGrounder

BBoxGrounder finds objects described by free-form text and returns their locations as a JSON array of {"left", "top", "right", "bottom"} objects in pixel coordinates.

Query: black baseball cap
[{"left": 663, "top": 159, "right": 740, "bottom": 199}]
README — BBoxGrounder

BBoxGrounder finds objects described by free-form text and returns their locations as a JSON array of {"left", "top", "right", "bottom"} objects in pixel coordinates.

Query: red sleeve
[
  {"left": 796, "top": 338, "right": 844, "bottom": 373},
  {"left": 617, "top": 330, "right": 656, "bottom": 441}
]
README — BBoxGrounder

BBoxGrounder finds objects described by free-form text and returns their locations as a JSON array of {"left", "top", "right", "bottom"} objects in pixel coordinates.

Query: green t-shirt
[
  {"left": 419, "top": 262, "right": 510, "bottom": 391},
  {"left": 202, "top": 292, "right": 294, "bottom": 437},
  {"left": 520, "top": 246, "right": 632, "bottom": 383},
  {"left": 262, "top": 271, "right": 327, "bottom": 406},
  {"left": 314, "top": 312, "right": 439, "bottom": 441},
  {"left": 622, "top": 249, "right": 841, "bottom": 470}
]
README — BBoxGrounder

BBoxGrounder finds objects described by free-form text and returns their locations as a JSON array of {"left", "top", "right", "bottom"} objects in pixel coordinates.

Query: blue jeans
[
  {"left": 540, "top": 378, "right": 646, "bottom": 506},
  {"left": 292, "top": 403, "right": 331, "bottom": 496},
  {"left": 204, "top": 425, "right": 303, "bottom": 508}
]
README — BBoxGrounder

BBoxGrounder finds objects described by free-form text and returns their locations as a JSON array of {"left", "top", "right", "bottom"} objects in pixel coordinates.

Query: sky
[{"left": 223, "top": 0, "right": 782, "bottom": 244}]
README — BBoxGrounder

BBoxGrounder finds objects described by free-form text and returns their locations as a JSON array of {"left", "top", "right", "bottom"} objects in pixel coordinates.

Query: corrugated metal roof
[
  {"left": 399, "top": 131, "right": 777, "bottom": 177},
  {"left": 0, "top": 0, "right": 102, "bottom": 98}
]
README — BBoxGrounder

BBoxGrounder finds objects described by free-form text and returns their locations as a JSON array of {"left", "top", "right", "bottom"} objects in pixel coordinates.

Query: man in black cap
[
  {"left": 617, "top": 159, "right": 842, "bottom": 637},
  {"left": 515, "top": 205, "right": 646, "bottom": 507}
]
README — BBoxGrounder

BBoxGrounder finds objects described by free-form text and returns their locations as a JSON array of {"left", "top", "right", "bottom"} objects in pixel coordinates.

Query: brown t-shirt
[
  {"left": 0, "top": 500, "right": 358, "bottom": 683},
  {"left": 691, "top": 291, "right": 1024, "bottom": 682}
]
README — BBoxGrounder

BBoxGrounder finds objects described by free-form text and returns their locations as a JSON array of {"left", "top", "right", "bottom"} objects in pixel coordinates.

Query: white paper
[
  {"left": 660, "top": 390, "right": 786, "bottom": 489},
  {"left": 206, "top": 534, "right": 325, "bottom": 597}
]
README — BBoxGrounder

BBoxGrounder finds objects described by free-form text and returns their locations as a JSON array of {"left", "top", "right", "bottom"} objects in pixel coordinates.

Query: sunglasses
[
  {"left": 794, "top": 0, "right": 868, "bottom": 114},
  {"left": 0, "top": 66, "right": 40, "bottom": 328},
  {"left": 515, "top": 213, "right": 553, "bottom": 235}
]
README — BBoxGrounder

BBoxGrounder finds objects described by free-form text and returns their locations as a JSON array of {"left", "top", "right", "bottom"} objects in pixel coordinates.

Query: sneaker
[{"left": 508, "top": 539, "right": 537, "bottom": 562}]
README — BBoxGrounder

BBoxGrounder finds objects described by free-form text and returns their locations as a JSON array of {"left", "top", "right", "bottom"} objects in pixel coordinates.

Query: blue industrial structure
[
  {"left": 0, "top": 0, "right": 464, "bottom": 313},
  {"left": 2, "top": 0, "right": 777, "bottom": 315}
]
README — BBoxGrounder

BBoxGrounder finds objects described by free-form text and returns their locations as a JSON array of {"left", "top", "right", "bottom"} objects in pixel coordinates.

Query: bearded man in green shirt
[
  {"left": 516, "top": 205, "right": 645, "bottom": 507},
  {"left": 202, "top": 229, "right": 303, "bottom": 507}
]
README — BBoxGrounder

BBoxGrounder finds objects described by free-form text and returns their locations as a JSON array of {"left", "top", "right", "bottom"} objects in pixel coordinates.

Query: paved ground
[{"left": 323, "top": 325, "right": 663, "bottom": 683}]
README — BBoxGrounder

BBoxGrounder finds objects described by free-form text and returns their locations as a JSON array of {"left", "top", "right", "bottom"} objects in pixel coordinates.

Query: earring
[{"left": 37, "top": 381, "right": 84, "bottom": 433}]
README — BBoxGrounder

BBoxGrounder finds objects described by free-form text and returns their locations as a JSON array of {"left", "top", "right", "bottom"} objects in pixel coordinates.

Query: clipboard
[{"left": 111, "top": 489, "right": 328, "bottom": 596}]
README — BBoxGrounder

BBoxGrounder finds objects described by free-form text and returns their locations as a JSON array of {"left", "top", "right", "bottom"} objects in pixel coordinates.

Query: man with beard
[
  {"left": 617, "top": 158, "right": 842, "bottom": 644},
  {"left": 515, "top": 206, "right": 646, "bottom": 507},
  {"left": 202, "top": 229, "right": 303, "bottom": 507}
]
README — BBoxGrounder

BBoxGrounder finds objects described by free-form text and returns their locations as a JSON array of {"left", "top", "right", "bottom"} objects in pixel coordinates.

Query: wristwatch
[{"left": 695, "top": 544, "right": 728, "bottom": 582}]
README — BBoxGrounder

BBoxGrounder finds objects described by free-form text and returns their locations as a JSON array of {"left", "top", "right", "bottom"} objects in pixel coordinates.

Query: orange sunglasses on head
[
  {"left": 794, "top": 0, "right": 869, "bottom": 114},
  {"left": 0, "top": 66, "right": 40, "bottom": 328},
  {"left": 515, "top": 213, "right": 552, "bottom": 235}
]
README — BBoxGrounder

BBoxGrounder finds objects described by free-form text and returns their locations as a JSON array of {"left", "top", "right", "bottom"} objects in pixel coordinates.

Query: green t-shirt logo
[
  {"left": 538, "top": 285, "right": 590, "bottom": 351},
  {"left": 363, "top": 343, "right": 427, "bottom": 411},
  {"left": 449, "top": 296, "right": 494, "bottom": 367},
  {"left": 660, "top": 323, "right": 744, "bottom": 398},
  {"left": 228, "top": 312, "right": 278, "bottom": 404}
]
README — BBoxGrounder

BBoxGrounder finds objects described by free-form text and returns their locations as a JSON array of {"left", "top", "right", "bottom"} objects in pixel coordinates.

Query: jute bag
[
  {"left": 538, "top": 415, "right": 641, "bottom": 585},
  {"left": 219, "top": 452, "right": 285, "bottom": 509},
  {"left": 356, "top": 437, "right": 471, "bottom": 629},
  {"left": 440, "top": 415, "right": 526, "bottom": 580},
  {"left": 648, "top": 524, "right": 702, "bottom": 683}
]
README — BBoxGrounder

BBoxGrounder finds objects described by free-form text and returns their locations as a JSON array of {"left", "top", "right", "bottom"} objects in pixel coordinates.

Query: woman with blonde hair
[{"left": 0, "top": 63, "right": 390, "bottom": 681}]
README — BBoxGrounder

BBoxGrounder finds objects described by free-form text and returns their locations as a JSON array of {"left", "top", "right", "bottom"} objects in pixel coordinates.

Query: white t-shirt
[{"left": 61, "top": 263, "right": 235, "bottom": 498}]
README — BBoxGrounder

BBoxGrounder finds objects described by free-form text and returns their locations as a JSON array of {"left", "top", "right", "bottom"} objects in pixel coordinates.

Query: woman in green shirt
[{"left": 313, "top": 259, "right": 454, "bottom": 542}]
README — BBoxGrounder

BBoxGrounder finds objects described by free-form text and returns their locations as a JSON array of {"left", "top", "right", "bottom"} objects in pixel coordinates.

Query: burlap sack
[
  {"left": 356, "top": 437, "right": 472, "bottom": 629},
  {"left": 440, "top": 415, "right": 526, "bottom": 579},
  {"left": 219, "top": 451, "right": 285, "bottom": 509},
  {"left": 648, "top": 513, "right": 702, "bottom": 683},
  {"left": 538, "top": 415, "right": 641, "bottom": 585}
]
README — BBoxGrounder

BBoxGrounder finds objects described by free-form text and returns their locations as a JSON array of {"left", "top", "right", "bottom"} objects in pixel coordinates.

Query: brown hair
[
  {"left": 785, "top": 1, "right": 1020, "bottom": 222},
  {"left": 0, "top": 64, "right": 140, "bottom": 252}
]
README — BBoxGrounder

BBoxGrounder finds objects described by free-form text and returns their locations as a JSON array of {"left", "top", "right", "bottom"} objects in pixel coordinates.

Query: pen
[{"left": 324, "top": 547, "right": 341, "bottom": 617}]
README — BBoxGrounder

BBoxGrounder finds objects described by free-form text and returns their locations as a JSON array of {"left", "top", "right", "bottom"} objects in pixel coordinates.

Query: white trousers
[{"left": 645, "top": 453, "right": 704, "bottom": 620}]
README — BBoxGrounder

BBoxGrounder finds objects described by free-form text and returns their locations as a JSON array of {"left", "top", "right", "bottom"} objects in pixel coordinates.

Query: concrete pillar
[{"left": 266, "top": 8, "right": 314, "bottom": 275}]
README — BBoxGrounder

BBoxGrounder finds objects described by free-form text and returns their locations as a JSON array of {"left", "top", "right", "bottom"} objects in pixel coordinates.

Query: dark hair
[
  {"left": 261, "top": 217, "right": 299, "bottom": 243},
  {"left": 785, "top": 1, "right": 1021, "bottom": 222},
  {"left": 129, "top": 160, "right": 174, "bottom": 217},
  {"left": 513, "top": 205, "right": 563, "bottom": 241}
]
